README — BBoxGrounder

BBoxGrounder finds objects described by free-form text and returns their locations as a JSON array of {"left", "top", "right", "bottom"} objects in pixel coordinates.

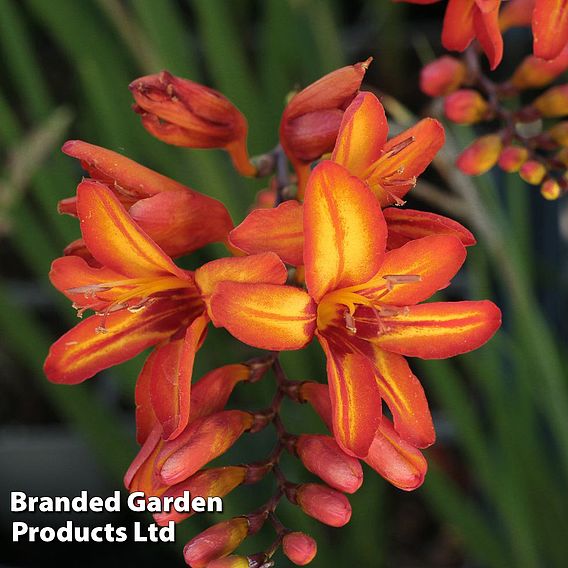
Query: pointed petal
[
  {"left": 473, "top": 2, "right": 504, "bottom": 70},
  {"left": 77, "top": 180, "right": 187, "bottom": 279},
  {"left": 377, "top": 300, "right": 502, "bottom": 358},
  {"left": 373, "top": 348, "right": 435, "bottom": 448},
  {"left": 331, "top": 92, "right": 388, "bottom": 175},
  {"left": 229, "top": 201, "right": 304, "bottom": 266},
  {"left": 318, "top": 334, "right": 382, "bottom": 458},
  {"left": 44, "top": 298, "right": 188, "bottom": 384},
  {"left": 533, "top": 0, "right": 568, "bottom": 60},
  {"left": 360, "top": 235, "right": 466, "bottom": 306},
  {"left": 442, "top": 0, "right": 476, "bottom": 52},
  {"left": 151, "top": 316, "right": 208, "bottom": 441},
  {"left": 195, "top": 252, "right": 287, "bottom": 316},
  {"left": 129, "top": 190, "right": 233, "bottom": 258},
  {"left": 366, "top": 119, "right": 445, "bottom": 206},
  {"left": 384, "top": 208, "right": 476, "bottom": 250},
  {"left": 49, "top": 256, "right": 127, "bottom": 311},
  {"left": 304, "top": 161, "right": 387, "bottom": 301},
  {"left": 210, "top": 282, "right": 316, "bottom": 350},
  {"left": 365, "top": 417, "right": 428, "bottom": 490}
]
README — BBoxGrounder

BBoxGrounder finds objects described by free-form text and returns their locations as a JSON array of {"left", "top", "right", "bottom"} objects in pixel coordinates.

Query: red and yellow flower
[
  {"left": 44, "top": 181, "right": 287, "bottom": 441},
  {"left": 210, "top": 161, "right": 501, "bottom": 457}
]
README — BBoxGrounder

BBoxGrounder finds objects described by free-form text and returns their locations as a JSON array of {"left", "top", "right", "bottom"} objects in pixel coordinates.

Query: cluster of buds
[
  {"left": 44, "top": 58, "right": 500, "bottom": 566},
  {"left": 416, "top": 0, "right": 568, "bottom": 200}
]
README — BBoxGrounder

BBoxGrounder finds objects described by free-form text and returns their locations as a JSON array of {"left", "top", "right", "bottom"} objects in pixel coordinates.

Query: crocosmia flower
[
  {"left": 44, "top": 181, "right": 286, "bottom": 440},
  {"left": 210, "top": 161, "right": 501, "bottom": 457}
]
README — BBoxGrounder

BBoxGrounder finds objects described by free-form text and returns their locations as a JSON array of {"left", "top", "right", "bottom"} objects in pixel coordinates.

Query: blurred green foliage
[{"left": 1, "top": 1, "right": 567, "bottom": 567}]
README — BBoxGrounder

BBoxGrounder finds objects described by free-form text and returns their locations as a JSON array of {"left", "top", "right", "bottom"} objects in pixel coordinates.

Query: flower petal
[
  {"left": 533, "top": 0, "right": 568, "bottom": 60},
  {"left": 135, "top": 354, "right": 159, "bottom": 445},
  {"left": 331, "top": 92, "right": 388, "bottom": 175},
  {"left": 195, "top": 252, "right": 287, "bottom": 316},
  {"left": 318, "top": 333, "right": 382, "bottom": 458},
  {"left": 372, "top": 348, "right": 435, "bottom": 448},
  {"left": 210, "top": 282, "right": 316, "bottom": 350},
  {"left": 473, "top": 2, "right": 504, "bottom": 70},
  {"left": 442, "top": 0, "right": 476, "bottom": 52},
  {"left": 229, "top": 201, "right": 304, "bottom": 266},
  {"left": 150, "top": 315, "right": 208, "bottom": 441},
  {"left": 384, "top": 208, "right": 476, "bottom": 250},
  {"left": 377, "top": 300, "right": 502, "bottom": 358},
  {"left": 366, "top": 118, "right": 445, "bottom": 206},
  {"left": 129, "top": 190, "right": 233, "bottom": 258},
  {"left": 360, "top": 235, "right": 467, "bottom": 306},
  {"left": 365, "top": 417, "right": 428, "bottom": 491},
  {"left": 44, "top": 298, "right": 189, "bottom": 384},
  {"left": 77, "top": 180, "right": 187, "bottom": 279},
  {"left": 304, "top": 161, "right": 387, "bottom": 301}
]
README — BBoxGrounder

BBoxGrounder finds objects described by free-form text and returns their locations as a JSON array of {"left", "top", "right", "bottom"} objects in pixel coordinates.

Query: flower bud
[
  {"left": 444, "top": 90, "right": 490, "bottom": 124},
  {"left": 183, "top": 518, "right": 249, "bottom": 568},
  {"left": 130, "top": 71, "right": 255, "bottom": 176},
  {"left": 154, "top": 466, "right": 246, "bottom": 525},
  {"left": 419, "top": 56, "right": 466, "bottom": 97},
  {"left": 547, "top": 121, "right": 568, "bottom": 146},
  {"left": 456, "top": 134, "right": 502, "bottom": 175},
  {"left": 157, "top": 410, "right": 253, "bottom": 485},
  {"left": 365, "top": 418, "right": 428, "bottom": 491},
  {"left": 499, "top": 0, "right": 533, "bottom": 32},
  {"left": 511, "top": 46, "right": 568, "bottom": 89},
  {"left": 296, "top": 435, "right": 363, "bottom": 493},
  {"left": 498, "top": 145, "right": 529, "bottom": 172},
  {"left": 294, "top": 484, "right": 352, "bottom": 527},
  {"left": 282, "top": 532, "right": 318, "bottom": 565},
  {"left": 280, "top": 59, "right": 370, "bottom": 189},
  {"left": 556, "top": 147, "right": 568, "bottom": 166},
  {"left": 206, "top": 556, "right": 250, "bottom": 568},
  {"left": 533, "top": 84, "right": 568, "bottom": 117},
  {"left": 541, "top": 178, "right": 562, "bottom": 200},
  {"left": 519, "top": 160, "right": 547, "bottom": 184},
  {"left": 299, "top": 382, "right": 332, "bottom": 429},
  {"left": 60, "top": 141, "right": 233, "bottom": 258}
]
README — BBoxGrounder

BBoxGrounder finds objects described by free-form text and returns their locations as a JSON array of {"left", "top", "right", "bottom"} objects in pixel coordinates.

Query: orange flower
[
  {"left": 401, "top": 0, "right": 503, "bottom": 69},
  {"left": 44, "top": 181, "right": 287, "bottom": 441},
  {"left": 210, "top": 161, "right": 501, "bottom": 457},
  {"left": 532, "top": 0, "right": 568, "bottom": 60},
  {"left": 129, "top": 71, "right": 255, "bottom": 176},
  {"left": 59, "top": 140, "right": 233, "bottom": 259}
]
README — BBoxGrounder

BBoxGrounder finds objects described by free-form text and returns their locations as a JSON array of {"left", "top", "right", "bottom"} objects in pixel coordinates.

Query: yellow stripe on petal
[
  {"left": 304, "top": 161, "right": 387, "bottom": 301},
  {"left": 377, "top": 300, "right": 501, "bottom": 359},
  {"left": 77, "top": 180, "right": 187, "bottom": 279},
  {"left": 318, "top": 334, "right": 382, "bottom": 458},
  {"left": 210, "top": 282, "right": 316, "bottom": 350},
  {"left": 331, "top": 92, "right": 388, "bottom": 175}
]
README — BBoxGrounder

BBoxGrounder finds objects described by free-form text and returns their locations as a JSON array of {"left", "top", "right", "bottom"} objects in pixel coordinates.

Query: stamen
[
  {"left": 383, "top": 274, "right": 422, "bottom": 290},
  {"left": 344, "top": 310, "right": 357, "bottom": 334},
  {"left": 386, "top": 136, "right": 415, "bottom": 158},
  {"left": 95, "top": 325, "right": 108, "bottom": 334}
]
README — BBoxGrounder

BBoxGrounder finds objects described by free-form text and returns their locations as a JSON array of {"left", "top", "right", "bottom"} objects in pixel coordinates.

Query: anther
[
  {"left": 344, "top": 310, "right": 357, "bottom": 334},
  {"left": 386, "top": 136, "right": 415, "bottom": 157}
]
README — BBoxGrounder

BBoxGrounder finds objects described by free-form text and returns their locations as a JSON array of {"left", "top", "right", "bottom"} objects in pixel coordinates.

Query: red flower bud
[
  {"left": 444, "top": 90, "right": 490, "bottom": 124},
  {"left": 456, "top": 134, "right": 502, "bottom": 175},
  {"left": 534, "top": 84, "right": 568, "bottom": 117},
  {"left": 519, "top": 160, "right": 547, "bottom": 184},
  {"left": 511, "top": 46, "right": 568, "bottom": 89},
  {"left": 279, "top": 59, "right": 370, "bottom": 189},
  {"left": 294, "top": 484, "right": 352, "bottom": 527},
  {"left": 498, "top": 145, "right": 529, "bottom": 173},
  {"left": 420, "top": 56, "right": 466, "bottom": 97},
  {"left": 206, "top": 556, "right": 250, "bottom": 568},
  {"left": 157, "top": 410, "right": 253, "bottom": 485},
  {"left": 541, "top": 178, "right": 562, "bottom": 200},
  {"left": 60, "top": 141, "right": 233, "bottom": 258},
  {"left": 282, "top": 532, "right": 318, "bottom": 565},
  {"left": 130, "top": 71, "right": 255, "bottom": 176},
  {"left": 365, "top": 418, "right": 428, "bottom": 491},
  {"left": 296, "top": 435, "right": 363, "bottom": 493},
  {"left": 154, "top": 466, "right": 247, "bottom": 525},
  {"left": 299, "top": 382, "right": 332, "bottom": 429},
  {"left": 183, "top": 517, "right": 249, "bottom": 568}
]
